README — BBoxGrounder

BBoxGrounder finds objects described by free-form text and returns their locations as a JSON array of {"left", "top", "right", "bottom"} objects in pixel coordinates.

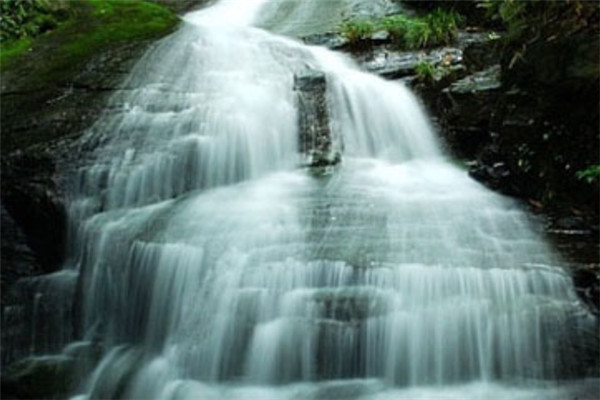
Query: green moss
[
  {"left": 57, "top": 1, "right": 179, "bottom": 68},
  {"left": 0, "top": 37, "right": 33, "bottom": 66},
  {"left": 1, "top": 0, "right": 179, "bottom": 77}
]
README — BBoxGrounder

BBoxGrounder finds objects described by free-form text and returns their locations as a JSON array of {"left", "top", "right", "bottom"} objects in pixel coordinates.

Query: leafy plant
[
  {"left": 576, "top": 165, "right": 600, "bottom": 184},
  {"left": 0, "top": 0, "right": 71, "bottom": 43}
]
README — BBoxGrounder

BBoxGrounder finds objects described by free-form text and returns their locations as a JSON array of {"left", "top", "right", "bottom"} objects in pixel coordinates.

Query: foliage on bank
[
  {"left": 0, "top": 0, "right": 179, "bottom": 72},
  {"left": 0, "top": 0, "right": 72, "bottom": 41},
  {"left": 340, "top": 8, "right": 464, "bottom": 49}
]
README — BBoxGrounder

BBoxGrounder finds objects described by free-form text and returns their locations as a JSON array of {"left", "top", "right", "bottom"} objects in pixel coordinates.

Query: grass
[
  {"left": 414, "top": 61, "right": 437, "bottom": 82},
  {"left": 0, "top": 37, "right": 33, "bottom": 65},
  {"left": 340, "top": 8, "right": 464, "bottom": 49},
  {"left": 339, "top": 20, "right": 376, "bottom": 43},
  {"left": 1, "top": 0, "right": 179, "bottom": 74}
]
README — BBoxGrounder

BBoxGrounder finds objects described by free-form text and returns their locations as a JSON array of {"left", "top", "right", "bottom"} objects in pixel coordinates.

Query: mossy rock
[
  {"left": 1, "top": 1, "right": 181, "bottom": 155},
  {"left": 1, "top": 0, "right": 180, "bottom": 86}
]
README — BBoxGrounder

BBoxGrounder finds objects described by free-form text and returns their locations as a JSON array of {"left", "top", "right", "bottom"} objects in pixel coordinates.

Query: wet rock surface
[
  {"left": 1, "top": 40, "right": 151, "bottom": 368},
  {"left": 294, "top": 70, "right": 341, "bottom": 168},
  {"left": 1, "top": 341, "right": 102, "bottom": 400},
  {"left": 0, "top": 0, "right": 207, "bottom": 377},
  {"left": 359, "top": 47, "right": 464, "bottom": 80},
  {"left": 1, "top": 355, "right": 76, "bottom": 399},
  {"left": 0, "top": 205, "right": 40, "bottom": 304}
]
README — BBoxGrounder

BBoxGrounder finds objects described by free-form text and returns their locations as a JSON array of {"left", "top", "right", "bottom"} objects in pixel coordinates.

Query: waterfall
[{"left": 57, "top": 0, "right": 597, "bottom": 399}]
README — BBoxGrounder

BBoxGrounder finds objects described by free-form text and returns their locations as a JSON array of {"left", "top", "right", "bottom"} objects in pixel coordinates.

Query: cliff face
[{"left": 0, "top": 0, "right": 213, "bottom": 376}]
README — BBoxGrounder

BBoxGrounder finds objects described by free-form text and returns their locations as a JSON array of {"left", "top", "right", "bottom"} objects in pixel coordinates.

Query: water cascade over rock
[{"left": 13, "top": 0, "right": 597, "bottom": 399}]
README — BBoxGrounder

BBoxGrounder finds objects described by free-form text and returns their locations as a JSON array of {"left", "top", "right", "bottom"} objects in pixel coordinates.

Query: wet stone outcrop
[
  {"left": 0, "top": 40, "right": 154, "bottom": 368},
  {"left": 0, "top": 6, "right": 193, "bottom": 378},
  {"left": 294, "top": 70, "right": 341, "bottom": 169},
  {"left": 1, "top": 341, "right": 102, "bottom": 400},
  {"left": 438, "top": 65, "right": 502, "bottom": 161}
]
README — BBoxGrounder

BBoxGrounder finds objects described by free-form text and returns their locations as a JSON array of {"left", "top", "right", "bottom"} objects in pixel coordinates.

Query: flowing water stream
[{"left": 54, "top": 0, "right": 599, "bottom": 398}]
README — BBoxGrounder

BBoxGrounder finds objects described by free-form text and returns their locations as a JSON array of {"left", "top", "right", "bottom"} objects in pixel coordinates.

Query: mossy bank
[{"left": 0, "top": 0, "right": 182, "bottom": 154}]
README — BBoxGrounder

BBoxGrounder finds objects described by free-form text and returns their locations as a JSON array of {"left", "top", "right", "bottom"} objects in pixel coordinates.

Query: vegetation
[
  {"left": 576, "top": 165, "right": 600, "bottom": 184},
  {"left": 1, "top": 0, "right": 179, "bottom": 71},
  {"left": 414, "top": 61, "right": 436, "bottom": 82},
  {"left": 478, "top": 0, "right": 598, "bottom": 65},
  {"left": 339, "top": 20, "right": 376, "bottom": 43},
  {"left": 0, "top": 0, "right": 72, "bottom": 43},
  {"left": 340, "top": 8, "right": 464, "bottom": 49}
]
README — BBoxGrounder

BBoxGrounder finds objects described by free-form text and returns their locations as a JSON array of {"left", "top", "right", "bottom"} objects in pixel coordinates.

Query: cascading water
[{"left": 52, "top": 0, "right": 598, "bottom": 398}]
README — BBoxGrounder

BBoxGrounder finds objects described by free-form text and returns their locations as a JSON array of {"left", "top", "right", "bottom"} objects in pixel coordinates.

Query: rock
[
  {"left": 2, "top": 270, "right": 78, "bottom": 367},
  {"left": 87, "top": 346, "right": 145, "bottom": 399},
  {"left": 370, "top": 29, "right": 390, "bottom": 43},
  {"left": 1, "top": 355, "right": 76, "bottom": 399},
  {"left": 0, "top": 0, "right": 180, "bottom": 376},
  {"left": 346, "top": 0, "right": 403, "bottom": 20},
  {"left": 554, "top": 216, "right": 593, "bottom": 233},
  {"left": 0, "top": 204, "right": 40, "bottom": 304},
  {"left": 1, "top": 151, "right": 67, "bottom": 276},
  {"left": 459, "top": 32, "right": 502, "bottom": 72},
  {"left": 468, "top": 161, "right": 520, "bottom": 196},
  {"left": 571, "top": 266, "right": 600, "bottom": 316},
  {"left": 435, "top": 65, "right": 501, "bottom": 159},
  {"left": 1, "top": 40, "right": 150, "bottom": 155},
  {"left": 445, "top": 64, "right": 501, "bottom": 93},
  {"left": 302, "top": 33, "right": 349, "bottom": 50},
  {"left": 359, "top": 47, "right": 463, "bottom": 80},
  {"left": 294, "top": 71, "right": 341, "bottom": 168}
]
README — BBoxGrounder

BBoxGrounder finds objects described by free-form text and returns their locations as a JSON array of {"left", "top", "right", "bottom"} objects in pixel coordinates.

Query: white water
[{"left": 64, "top": 0, "right": 597, "bottom": 399}]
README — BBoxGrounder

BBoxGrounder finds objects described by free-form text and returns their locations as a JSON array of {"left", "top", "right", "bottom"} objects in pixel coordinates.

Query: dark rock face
[
  {"left": 0, "top": 147, "right": 78, "bottom": 367},
  {"left": 1, "top": 40, "right": 154, "bottom": 367},
  {"left": 294, "top": 71, "right": 341, "bottom": 168},
  {"left": 0, "top": 205, "right": 40, "bottom": 304},
  {"left": 0, "top": 9, "right": 190, "bottom": 381},
  {"left": 0, "top": 0, "right": 219, "bottom": 376},
  {"left": 1, "top": 40, "right": 150, "bottom": 155},
  {"left": 1, "top": 341, "right": 101, "bottom": 400},
  {"left": 1, "top": 152, "right": 67, "bottom": 275},
  {"left": 438, "top": 65, "right": 502, "bottom": 160},
  {"left": 1, "top": 355, "right": 76, "bottom": 399}
]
